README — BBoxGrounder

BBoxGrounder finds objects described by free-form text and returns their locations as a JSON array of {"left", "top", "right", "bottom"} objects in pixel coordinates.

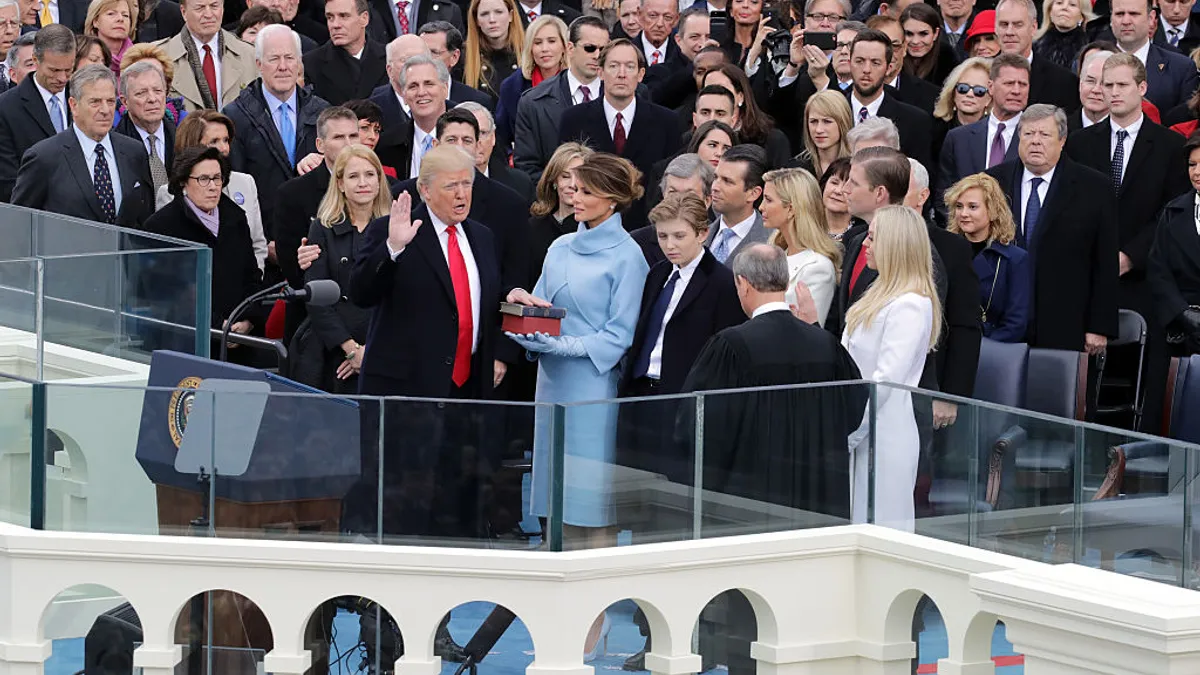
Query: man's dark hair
[
  {"left": 168, "top": 146, "right": 230, "bottom": 198},
  {"left": 696, "top": 44, "right": 726, "bottom": 60},
  {"left": 325, "top": 0, "right": 369, "bottom": 13},
  {"left": 236, "top": 5, "right": 284, "bottom": 38},
  {"left": 852, "top": 146, "right": 909, "bottom": 205},
  {"left": 344, "top": 98, "right": 383, "bottom": 127},
  {"left": 695, "top": 84, "right": 736, "bottom": 109},
  {"left": 721, "top": 144, "right": 768, "bottom": 191},
  {"left": 569, "top": 15, "right": 609, "bottom": 43},
  {"left": 851, "top": 28, "right": 893, "bottom": 65},
  {"left": 436, "top": 107, "right": 480, "bottom": 140},
  {"left": 1075, "top": 39, "right": 1117, "bottom": 71},
  {"left": 33, "top": 24, "right": 75, "bottom": 61},
  {"left": 989, "top": 51, "right": 1030, "bottom": 79},
  {"left": 677, "top": 5, "right": 707, "bottom": 31},
  {"left": 599, "top": 37, "right": 647, "bottom": 69},
  {"left": 419, "top": 20, "right": 464, "bottom": 53},
  {"left": 317, "top": 106, "right": 358, "bottom": 139}
]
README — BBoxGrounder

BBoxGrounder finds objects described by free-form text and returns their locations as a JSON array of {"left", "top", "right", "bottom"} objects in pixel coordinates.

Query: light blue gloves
[{"left": 504, "top": 331, "right": 588, "bottom": 358}]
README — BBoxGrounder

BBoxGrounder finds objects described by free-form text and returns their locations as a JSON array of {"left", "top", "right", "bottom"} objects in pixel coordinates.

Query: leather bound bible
[{"left": 501, "top": 302, "right": 567, "bottom": 336}]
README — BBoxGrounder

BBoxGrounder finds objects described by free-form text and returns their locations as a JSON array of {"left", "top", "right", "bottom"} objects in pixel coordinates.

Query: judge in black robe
[{"left": 679, "top": 244, "right": 867, "bottom": 523}]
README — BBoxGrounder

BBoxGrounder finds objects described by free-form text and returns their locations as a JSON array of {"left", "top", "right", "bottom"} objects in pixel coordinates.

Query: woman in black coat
[
  {"left": 142, "top": 146, "right": 263, "bottom": 358},
  {"left": 1149, "top": 134, "right": 1200, "bottom": 356},
  {"left": 528, "top": 142, "right": 590, "bottom": 277},
  {"left": 292, "top": 145, "right": 392, "bottom": 393}
]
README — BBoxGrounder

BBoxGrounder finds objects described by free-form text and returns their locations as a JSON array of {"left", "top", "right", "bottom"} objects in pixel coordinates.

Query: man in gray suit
[
  {"left": 706, "top": 144, "right": 769, "bottom": 265},
  {"left": 12, "top": 64, "right": 154, "bottom": 227},
  {"left": 512, "top": 15, "right": 608, "bottom": 179}
]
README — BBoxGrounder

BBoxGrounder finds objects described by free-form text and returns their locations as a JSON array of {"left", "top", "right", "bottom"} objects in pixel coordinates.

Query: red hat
[{"left": 966, "top": 10, "right": 996, "bottom": 42}]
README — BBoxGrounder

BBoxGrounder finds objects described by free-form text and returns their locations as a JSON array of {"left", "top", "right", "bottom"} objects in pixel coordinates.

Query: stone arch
[
  {"left": 688, "top": 587, "right": 778, "bottom": 675},
  {"left": 881, "top": 587, "right": 951, "bottom": 647},
  {"left": 169, "top": 589, "right": 275, "bottom": 674},
  {"left": 38, "top": 583, "right": 143, "bottom": 675},
  {"left": 38, "top": 582, "right": 137, "bottom": 639},
  {"left": 298, "top": 595, "right": 405, "bottom": 674},
  {"left": 961, "top": 610, "right": 1003, "bottom": 664},
  {"left": 431, "top": 599, "right": 536, "bottom": 671}
]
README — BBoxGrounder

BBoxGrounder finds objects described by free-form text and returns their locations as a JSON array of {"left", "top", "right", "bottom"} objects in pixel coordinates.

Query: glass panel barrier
[{"left": 0, "top": 374, "right": 33, "bottom": 527}]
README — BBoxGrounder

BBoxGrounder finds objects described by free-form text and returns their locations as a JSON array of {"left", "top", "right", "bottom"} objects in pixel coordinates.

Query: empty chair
[
  {"left": 1094, "top": 309, "right": 1149, "bottom": 430},
  {"left": 927, "top": 339, "right": 1029, "bottom": 514},
  {"left": 1011, "top": 348, "right": 1090, "bottom": 506}
]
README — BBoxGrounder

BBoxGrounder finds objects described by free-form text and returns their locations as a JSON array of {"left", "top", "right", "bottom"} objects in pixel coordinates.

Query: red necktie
[
  {"left": 613, "top": 111, "right": 626, "bottom": 154},
  {"left": 849, "top": 245, "right": 870, "bottom": 296},
  {"left": 446, "top": 225, "right": 473, "bottom": 387},
  {"left": 651, "top": 50, "right": 661, "bottom": 65},
  {"left": 527, "top": 9, "right": 537, "bottom": 20},
  {"left": 396, "top": 0, "right": 410, "bottom": 34},
  {"left": 202, "top": 45, "right": 217, "bottom": 105},
  {"left": 579, "top": 85, "right": 591, "bottom": 102}
]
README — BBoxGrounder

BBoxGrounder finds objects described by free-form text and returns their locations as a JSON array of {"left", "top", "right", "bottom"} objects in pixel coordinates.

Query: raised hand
[
  {"left": 387, "top": 191, "right": 423, "bottom": 252},
  {"left": 297, "top": 237, "right": 321, "bottom": 271}
]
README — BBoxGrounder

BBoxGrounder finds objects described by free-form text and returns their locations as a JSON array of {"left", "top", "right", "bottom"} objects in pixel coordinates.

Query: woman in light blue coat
[{"left": 506, "top": 153, "right": 650, "bottom": 541}]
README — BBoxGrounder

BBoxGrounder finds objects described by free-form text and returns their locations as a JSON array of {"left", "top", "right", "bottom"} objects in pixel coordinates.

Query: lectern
[{"left": 135, "top": 350, "right": 362, "bottom": 674}]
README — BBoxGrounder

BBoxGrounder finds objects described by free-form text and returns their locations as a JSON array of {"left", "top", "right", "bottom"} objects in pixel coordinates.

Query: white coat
[
  {"left": 784, "top": 249, "right": 837, "bottom": 327},
  {"left": 842, "top": 292, "right": 933, "bottom": 532}
]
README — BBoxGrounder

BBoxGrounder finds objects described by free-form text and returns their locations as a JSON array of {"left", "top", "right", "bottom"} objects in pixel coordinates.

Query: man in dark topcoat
[
  {"left": 995, "top": 0, "right": 1080, "bottom": 111},
  {"left": 987, "top": 104, "right": 1119, "bottom": 353},
  {"left": 557, "top": 38, "right": 684, "bottom": 230},
  {"left": 0, "top": 24, "right": 74, "bottom": 202},
  {"left": 303, "top": 0, "right": 389, "bottom": 105}
]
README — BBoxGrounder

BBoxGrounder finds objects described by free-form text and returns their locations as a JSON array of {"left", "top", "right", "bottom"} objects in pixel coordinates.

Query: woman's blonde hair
[
  {"left": 316, "top": 145, "right": 393, "bottom": 227},
  {"left": 844, "top": 205, "right": 943, "bottom": 349},
  {"left": 519, "top": 15, "right": 567, "bottom": 80},
  {"left": 463, "top": 0, "right": 526, "bottom": 94},
  {"left": 933, "top": 57, "right": 991, "bottom": 122},
  {"left": 531, "top": 141, "right": 592, "bottom": 218},
  {"left": 944, "top": 173, "right": 1016, "bottom": 245},
  {"left": 120, "top": 42, "right": 174, "bottom": 83},
  {"left": 85, "top": 0, "right": 136, "bottom": 40},
  {"left": 762, "top": 168, "right": 843, "bottom": 275},
  {"left": 800, "top": 90, "right": 852, "bottom": 177},
  {"left": 1034, "top": 0, "right": 1096, "bottom": 39}
]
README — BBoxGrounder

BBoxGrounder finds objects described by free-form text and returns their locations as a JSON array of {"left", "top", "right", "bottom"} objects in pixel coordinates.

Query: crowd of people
[{"left": 8, "top": 0, "right": 1200, "bottom": 582}]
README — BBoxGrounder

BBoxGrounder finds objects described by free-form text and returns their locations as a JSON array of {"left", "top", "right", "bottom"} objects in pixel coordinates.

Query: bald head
[{"left": 387, "top": 35, "right": 432, "bottom": 93}]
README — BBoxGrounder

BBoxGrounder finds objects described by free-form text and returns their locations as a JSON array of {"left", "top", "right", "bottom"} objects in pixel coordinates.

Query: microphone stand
[{"left": 219, "top": 281, "right": 289, "bottom": 362}]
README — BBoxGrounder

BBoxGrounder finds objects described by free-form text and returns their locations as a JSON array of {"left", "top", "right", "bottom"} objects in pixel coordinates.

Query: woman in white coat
[
  {"left": 759, "top": 168, "right": 842, "bottom": 326},
  {"left": 842, "top": 205, "right": 942, "bottom": 532}
]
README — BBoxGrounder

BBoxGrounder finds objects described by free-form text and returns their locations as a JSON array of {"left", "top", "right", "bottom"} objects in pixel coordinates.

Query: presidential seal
[{"left": 168, "top": 376, "right": 203, "bottom": 448}]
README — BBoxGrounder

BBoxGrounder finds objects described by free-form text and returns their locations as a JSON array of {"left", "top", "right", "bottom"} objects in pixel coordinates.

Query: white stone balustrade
[{"left": 2, "top": 522, "right": 1200, "bottom": 675}]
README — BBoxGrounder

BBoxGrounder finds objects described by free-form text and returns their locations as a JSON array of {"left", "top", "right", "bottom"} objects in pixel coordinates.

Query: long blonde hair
[
  {"left": 1034, "top": 0, "right": 1096, "bottom": 39},
  {"left": 316, "top": 145, "right": 393, "bottom": 227},
  {"left": 933, "top": 57, "right": 991, "bottom": 122},
  {"left": 763, "top": 168, "right": 843, "bottom": 275},
  {"left": 800, "top": 90, "right": 853, "bottom": 178},
  {"left": 519, "top": 15, "right": 567, "bottom": 80},
  {"left": 944, "top": 173, "right": 1016, "bottom": 245},
  {"left": 531, "top": 142, "right": 592, "bottom": 217},
  {"left": 463, "top": 0, "right": 526, "bottom": 94},
  {"left": 844, "top": 205, "right": 943, "bottom": 349}
]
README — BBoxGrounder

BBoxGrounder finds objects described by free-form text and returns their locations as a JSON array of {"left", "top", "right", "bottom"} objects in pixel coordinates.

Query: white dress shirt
[
  {"left": 393, "top": 0, "right": 421, "bottom": 35},
  {"left": 1110, "top": 113, "right": 1143, "bottom": 181},
  {"left": 1163, "top": 17, "right": 1190, "bottom": 46},
  {"left": 33, "top": 77, "right": 66, "bottom": 131},
  {"left": 641, "top": 33, "right": 668, "bottom": 65},
  {"left": 711, "top": 210, "right": 757, "bottom": 252},
  {"left": 850, "top": 92, "right": 884, "bottom": 124},
  {"left": 190, "top": 31, "right": 223, "bottom": 101},
  {"left": 751, "top": 301, "right": 791, "bottom": 319},
  {"left": 411, "top": 123, "right": 436, "bottom": 178},
  {"left": 73, "top": 126, "right": 123, "bottom": 214},
  {"left": 1081, "top": 111, "right": 1104, "bottom": 128},
  {"left": 1123, "top": 39, "right": 1152, "bottom": 66},
  {"left": 520, "top": 1, "right": 542, "bottom": 18},
  {"left": 387, "top": 209, "right": 482, "bottom": 352},
  {"left": 134, "top": 120, "right": 166, "bottom": 160},
  {"left": 986, "top": 110, "right": 1021, "bottom": 160},
  {"left": 44, "top": 0, "right": 58, "bottom": 23},
  {"left": 1193, "top": 192, "right": 1200, "bottom": 236},
  {"left": 1021, "top": 164, "right": 1055, "bottom": 233},
  {"left": 646, "top": 253, "right": 702, "bottom": 379},
  {"left": 567, "top": 69, "right": 599, "bottom": 105},
  {"left": 603, "top": 96, "right": 636, "bottom": 140}
]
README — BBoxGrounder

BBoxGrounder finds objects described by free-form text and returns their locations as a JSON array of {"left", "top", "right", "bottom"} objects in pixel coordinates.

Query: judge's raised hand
[
  {"left": 297, "top": 237, "right": 321, "bottom": 271},
  {"left": 506, "top": 287, "right": 552, "bottom": 308},
  {"left": 387, "top": 192, "right": 422, "bottom": 252},
  {"left": 788, "top": 280, "right": 819, "bottom": 324}
]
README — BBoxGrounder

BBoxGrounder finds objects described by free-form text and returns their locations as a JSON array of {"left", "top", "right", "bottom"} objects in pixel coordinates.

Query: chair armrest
[
  {"left": 993, "top": 425, "right": 1027, "bottom": 453},
  {"left": 1118, "top": 440, "right": 1171, "bottom": 462},
  {"left": 984, "top": 425, "right": 1025, "bottom": 509}
]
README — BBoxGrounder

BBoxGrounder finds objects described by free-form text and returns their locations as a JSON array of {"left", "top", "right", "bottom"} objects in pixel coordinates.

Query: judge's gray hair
[
  {"left": 399, "top": 54, "right": 451, "bottom": 89},
  {"left": 732, "top": 243, "right": 789, "bottom": 293},
  {"left": 908, "top": 158, "right": 929, "bottom": 191},
  {"left": 846, "top": 117, "right": 900, "bottom": 153}
]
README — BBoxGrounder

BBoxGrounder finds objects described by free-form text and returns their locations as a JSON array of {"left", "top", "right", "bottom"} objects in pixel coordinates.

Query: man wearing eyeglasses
[
  {"left": 938, "top": 52, "right": 1028, "bottom": 197},
  {"left": 514, "top": 15, "right": 607, "bottom": 179},
  {"left": 0, "top": 0, "right": 17, "bottom": 93}
]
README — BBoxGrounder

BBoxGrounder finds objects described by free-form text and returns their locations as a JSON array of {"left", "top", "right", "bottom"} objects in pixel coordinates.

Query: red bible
[{"left": 501, "top": 302, "right": 567, "bottom": 336}]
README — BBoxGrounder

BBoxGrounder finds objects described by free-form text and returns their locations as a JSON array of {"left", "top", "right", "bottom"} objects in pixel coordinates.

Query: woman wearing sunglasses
[{"left": 933, "top": 57, "right": 993, "bottom": 135}]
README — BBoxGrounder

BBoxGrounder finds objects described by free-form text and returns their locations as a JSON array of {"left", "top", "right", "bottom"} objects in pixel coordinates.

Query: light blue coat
[{"left": 529, "top": 213, "right": 649, "bottom": 527}]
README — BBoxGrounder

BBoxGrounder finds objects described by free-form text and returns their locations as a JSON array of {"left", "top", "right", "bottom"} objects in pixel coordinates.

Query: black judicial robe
[{"left": 680, "top": 308, "right": 866, "bottom": 521}]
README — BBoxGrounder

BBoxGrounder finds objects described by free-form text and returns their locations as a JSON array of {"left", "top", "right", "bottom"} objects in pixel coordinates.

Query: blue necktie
[
  {"left": 711, "top": 227, "right": 735, "bottom": 263},
  {"left": 632, "top": 270, "right": 679, "bottom": 379},
  {"left": 278, "top": 102, "right": 295, "bottom": 166},
  {"left": 48, "top": 95, "right": 63, "bottom": 133},
  {"left": 1024, "top": 176, "right": 1043, "bottom": 247},
  {"left": 1111, "top": 129, "right": 1128, "bottom": 190},
  {"left": 93, "top": 145, "right": 116, "bottom": 224}
]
